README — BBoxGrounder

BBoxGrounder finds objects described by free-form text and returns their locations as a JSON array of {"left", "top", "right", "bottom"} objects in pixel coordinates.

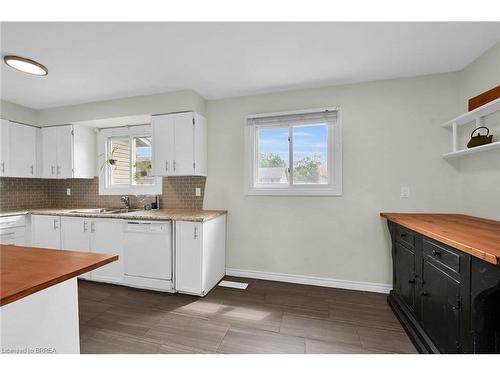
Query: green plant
[{"left": 98, "top": 145, "right": 119, "bottom": 174}]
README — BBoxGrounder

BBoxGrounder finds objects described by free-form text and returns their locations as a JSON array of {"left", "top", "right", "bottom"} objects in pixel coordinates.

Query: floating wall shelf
[
  {"left": 441, "top": 98, "right": 500, "bottom": 128},
  {"left": 442, "top": 98, "right": 500, "bottom": 158},
  {"left": 443, "top": 141, "right": 500, "bottom": 159}
]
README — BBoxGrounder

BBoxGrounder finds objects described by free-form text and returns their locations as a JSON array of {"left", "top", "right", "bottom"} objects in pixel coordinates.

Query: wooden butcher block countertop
[
  {"left": 381, "top": 213, "right": 500, "bottom": 265},
  {"left": 0, "top": 245, "right": 117, "bottom": 306}
]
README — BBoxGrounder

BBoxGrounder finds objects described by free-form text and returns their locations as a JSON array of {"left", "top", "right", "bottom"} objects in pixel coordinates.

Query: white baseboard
[{"left": 225, "top": 268, "right": 391, "bottom": 294}]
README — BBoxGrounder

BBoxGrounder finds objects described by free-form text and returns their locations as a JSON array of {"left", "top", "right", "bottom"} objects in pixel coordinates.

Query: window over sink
[{"left": 98, "top": 125, "right": 162, "bottom": 195}]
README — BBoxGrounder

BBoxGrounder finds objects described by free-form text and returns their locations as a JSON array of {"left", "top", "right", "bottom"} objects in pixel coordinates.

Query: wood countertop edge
[
  {"left": 0, "top": 254, "right": 118, "bottom": 307},
  {"left": 380, "top": 213, "right": 499, "bottom": 265}
]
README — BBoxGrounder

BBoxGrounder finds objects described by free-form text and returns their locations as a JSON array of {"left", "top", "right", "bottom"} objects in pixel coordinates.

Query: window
[
  {"left": 98, "top": 126, "right": 162, "bottom": 195},
  {"left": 245, "top": 108, "right": 341, "bottom": 196}
]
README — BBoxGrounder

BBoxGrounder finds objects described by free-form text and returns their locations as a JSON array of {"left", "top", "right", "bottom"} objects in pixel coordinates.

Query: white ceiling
[{"left": 1, "top": 22, "right": 499, "bottom": 109}]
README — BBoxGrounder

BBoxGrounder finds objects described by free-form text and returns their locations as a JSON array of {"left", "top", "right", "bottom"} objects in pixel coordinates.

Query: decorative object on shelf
[
  {"left": 467, "top": 126, "right": 493, "bottom": 148},
  {"left": 468, "top": 85, "right": 500, "bottom": 111}
]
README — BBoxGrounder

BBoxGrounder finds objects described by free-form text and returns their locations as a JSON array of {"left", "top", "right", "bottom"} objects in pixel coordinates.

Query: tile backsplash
[{"left": 0, "top": 176, "right": 206, "bottom": 211}]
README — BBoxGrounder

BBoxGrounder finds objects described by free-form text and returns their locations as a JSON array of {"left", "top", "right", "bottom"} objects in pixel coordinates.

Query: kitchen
[{"left": 0, "top": 12, "right": 499, "bottom": 373}]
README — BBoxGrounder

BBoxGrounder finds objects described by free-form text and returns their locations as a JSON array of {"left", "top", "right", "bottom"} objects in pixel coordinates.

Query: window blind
[{"left": 247, "top": 109, "right": 337, "bottom": 126}]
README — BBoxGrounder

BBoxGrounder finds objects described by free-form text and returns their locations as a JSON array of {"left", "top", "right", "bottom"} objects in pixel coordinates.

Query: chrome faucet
[{"left": 121, "top": 196, "right": 131, "bottom": 210}]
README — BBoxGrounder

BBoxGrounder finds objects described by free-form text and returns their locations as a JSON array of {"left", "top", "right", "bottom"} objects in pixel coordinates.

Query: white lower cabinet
[
  {"left": 175, "top": 215, "right": 226, "bottom": 296},
  {"left": 90, "top": 218, "right": 124, "bottom": 284},
  {"left": 60, "top": 216, "right": 123, "bottom": 284},
  {"left": 29, "top": 214, "right": 226, "bottom": 296},
  {"left": 31, "top": 215, "right": 61, "bottom": 249}
]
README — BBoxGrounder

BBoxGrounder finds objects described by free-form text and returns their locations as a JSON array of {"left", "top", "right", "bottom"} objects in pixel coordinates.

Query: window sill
[{"left": 244, "top": 187, "right": 342, "bottom": 196}]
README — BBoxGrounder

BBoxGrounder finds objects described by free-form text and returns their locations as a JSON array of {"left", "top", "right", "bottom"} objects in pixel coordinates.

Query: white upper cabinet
[
  {"left": 1, "top": 119, "right": 38, "bottom": 178},
  {"left": 152, "top": 111, "right": 207, "bottom": 176},
  {"left": 41, "top": 124, "right": 96, "bottom": 179},
  {"left": 0, "top": 119, "right": 10, "bottom": 176},
  {"left": 10, "top": 123, "right": 38, "bottom": 178}
]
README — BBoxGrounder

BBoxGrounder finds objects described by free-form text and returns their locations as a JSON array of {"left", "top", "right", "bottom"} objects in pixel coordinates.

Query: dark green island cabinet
[{"left": 382, "top": 213, "right": 500, "bottom": 354}]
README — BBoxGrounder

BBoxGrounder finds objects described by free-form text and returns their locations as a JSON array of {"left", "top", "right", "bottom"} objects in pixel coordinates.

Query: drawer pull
[
  {"left": 400, "top": 233, "right": 407, "bottom": 237},
  {"left": 432, "top": 249, "right": 441, "bottom": 256},
  {"left": 421, "top": 291, "right": 428, "bottom": 296},
  {"left": 408, "top": 279, "right": 416, "bottom": 284}
]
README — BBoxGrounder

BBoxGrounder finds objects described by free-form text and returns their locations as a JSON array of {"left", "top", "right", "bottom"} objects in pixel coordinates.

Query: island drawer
[
  {"left": 395, "top": 225, "right": 415, "bottom": 249},
  {"left": 423, "top": 239, "right": 462, "bottom": 274}
]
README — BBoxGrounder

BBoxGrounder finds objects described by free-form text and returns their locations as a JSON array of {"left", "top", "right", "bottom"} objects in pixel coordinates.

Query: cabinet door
[
  {"left": 31, "top": 215, "right": 61, "bottom": 249},
  {"left": 421, "top": 259, "right": 461, "bottom": 353},
  {"left": 0, "top": 119, "right": 10, "bottom": 176},
  {"left": 56, "top": 125, "right": 74, "bottom": 178},
  {"left": 61, "top": 216, "right": 91, "bottom": 279},
  {"left": 90, "top": 219, "right": 124, "bottom": 283},
  {"left": 193, "top": 112, "right": 207, "bottom": 176},
  {"left": 152, "top": 114, "right": 175, "bottom": 176},
  {"left": 175, "top": 221, "right": 202, "bottom": 294},
  {"left": 173, "top": 112, "right": 195, "bottom": 175},
  {"left": 41, "top": 127, "right": 58, "bottom": 178},
  {"left": 9, "top": 123, "right": 37, "bottom": 178},
  {"left": 394, "top": 242, "right": 416, "bottom": 311}
]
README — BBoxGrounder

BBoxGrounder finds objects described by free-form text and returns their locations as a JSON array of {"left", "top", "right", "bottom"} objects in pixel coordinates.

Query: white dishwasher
[{"left": 123, "top": 220, "right": 174, "bottom": 292}]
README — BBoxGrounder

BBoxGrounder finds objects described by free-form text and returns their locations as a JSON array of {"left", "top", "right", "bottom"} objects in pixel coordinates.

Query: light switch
[
  {"left": 66, "top": 188, "right": 71, "bottom": 196},
  {"left": 400, "top": 186, "right": 410, "bottom": 198},
  {"left": 195, "top": 187, "right": 201, "bottom": 197}
]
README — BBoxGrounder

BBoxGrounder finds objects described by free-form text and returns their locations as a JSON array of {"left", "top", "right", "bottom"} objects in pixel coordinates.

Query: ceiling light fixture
[{"left": 3, "top": 55, "right": 48, "bottom": 76}]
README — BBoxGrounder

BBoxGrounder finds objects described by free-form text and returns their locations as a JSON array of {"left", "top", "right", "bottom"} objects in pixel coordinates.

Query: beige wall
[
  {"left": 36, "top": 89, "right": 206, "bottom": 126},
  {"left": 204, "top": 73, "right": 461, "bottom": 285},
  {"left": 0, "top": 100, "right": 38, "bottom": 125},
  {"left": 456, "top": 41, "right": 500, "bottom": 220}
]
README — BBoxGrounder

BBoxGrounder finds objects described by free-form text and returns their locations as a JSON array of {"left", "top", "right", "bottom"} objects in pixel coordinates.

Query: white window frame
[
  {"left": 98, "top": 125, "right": 162, "bottom": 196},
  {"left": 244, "top": 107, "right": 342, "bottom": 196}
]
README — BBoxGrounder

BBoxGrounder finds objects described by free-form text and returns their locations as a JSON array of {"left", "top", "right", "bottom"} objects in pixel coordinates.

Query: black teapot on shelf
[{"left": 467, "top": 126, "right": 493, "bottom": 148}]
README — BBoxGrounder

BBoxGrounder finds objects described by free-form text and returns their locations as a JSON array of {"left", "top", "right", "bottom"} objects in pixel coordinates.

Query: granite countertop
[
  {"left": 0, "top": 245, "right": 117, "bottom": 306},
  {"left": 381, "top": 213, "right": 500, "bottom": 265},
  {"left": 0, "top": 208, "right": 227, "bottom": 222}
]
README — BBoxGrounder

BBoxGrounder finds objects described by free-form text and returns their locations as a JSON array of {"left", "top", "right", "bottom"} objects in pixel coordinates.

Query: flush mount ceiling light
[{"left": 3, "top": 55, "right": 48, "bottom": 76}]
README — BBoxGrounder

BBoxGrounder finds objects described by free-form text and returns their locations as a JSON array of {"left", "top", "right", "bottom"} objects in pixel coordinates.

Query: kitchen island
[
  {"left": 381, "top": 213, "right": 500, "bottom": 354},
  {"left": 0, "top": 245, "right": 117, "bottom": 354}
]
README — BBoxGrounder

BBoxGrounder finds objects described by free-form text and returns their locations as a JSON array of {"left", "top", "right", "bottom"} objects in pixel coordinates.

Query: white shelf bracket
[{"left": 452, "top": 122, "right": 457, "bottom": 152}]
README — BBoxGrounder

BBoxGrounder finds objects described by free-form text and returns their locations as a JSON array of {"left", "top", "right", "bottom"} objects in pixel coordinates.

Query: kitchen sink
[{"left": 68, "top": 208, "right": 144, "bottom": 214}]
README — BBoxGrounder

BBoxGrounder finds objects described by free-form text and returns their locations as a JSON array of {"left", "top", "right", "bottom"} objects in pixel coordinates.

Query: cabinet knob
[{"left": 432, "top": 249, "right": 441, "bottom": 256}]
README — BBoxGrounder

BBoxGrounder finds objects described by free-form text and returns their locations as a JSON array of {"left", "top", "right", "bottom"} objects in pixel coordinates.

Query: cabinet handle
[
  {"left": 165, "top": 160, "right": 169, "bottom": 172},
  {"left": 1, "top": 161, "right": 5, "bottom": 173},
  {"left": 83, "top": 221, "right": 88, "bottom": 232},
  {"left": 90, "top": 222, "right": 95, "bottom": 233},
  {"left": 57, "top": 165, "right": 61, "bottom": 175},
  {"left": 194, "top": 226, "right": 198, "bottom": 239},
  {"left": 53, "top": 219, "right": 59, "bottom": 230},
  {"left": 421, "top": 291, "right": 428, "bottom": 296},
  {"left": 408, "top": 279, "right": 416, "bottom": 284},
  {"left": 51, "top": 165, "right": 55, "bottom": 175},
  {"left": 173, "top": 160, "right": 176, "bottom": 171},
  {"left": 30, "top": 165, "right": 34, "bottom": 175},
  {"left": 432, "top": 249, "right": 441, "bottom": 256}
]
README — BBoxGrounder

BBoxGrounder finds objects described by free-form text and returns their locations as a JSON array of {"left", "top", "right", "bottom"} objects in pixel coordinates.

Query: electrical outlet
[
  {"left": 400, "top": 186, "right": 410, "bottom": 198},
  {"left": 195, "top": 187, "right": 201, "bottom": 197},
  {"left": 66, "top": 188, "right": 71, "bottom": 196}
]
